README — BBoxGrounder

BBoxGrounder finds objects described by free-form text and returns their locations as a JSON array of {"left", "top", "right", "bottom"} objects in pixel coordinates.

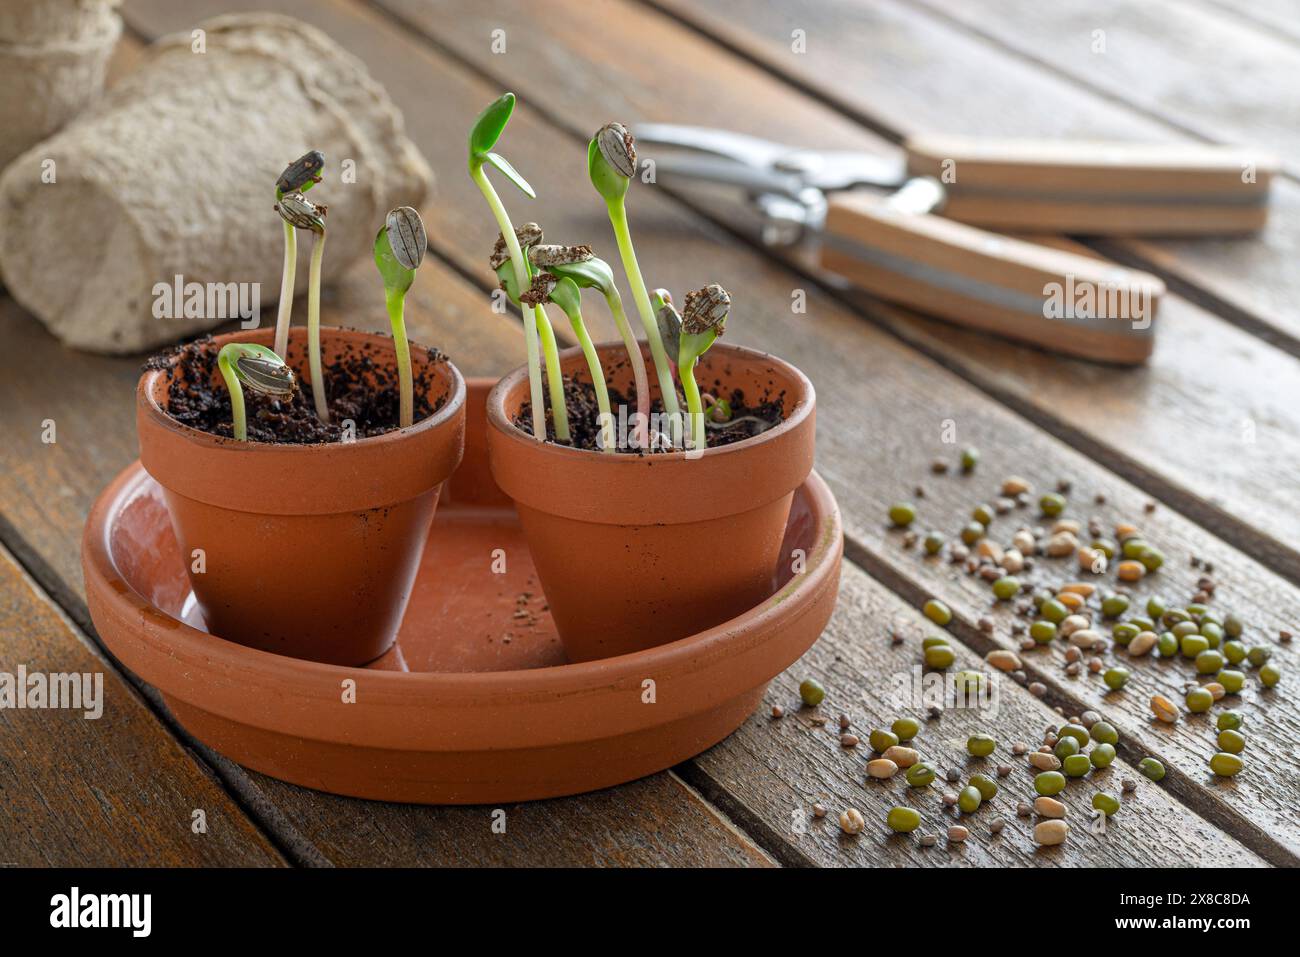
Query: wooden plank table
[{"left": 0, "top": 0, "right": 1293, "bottom": 867}]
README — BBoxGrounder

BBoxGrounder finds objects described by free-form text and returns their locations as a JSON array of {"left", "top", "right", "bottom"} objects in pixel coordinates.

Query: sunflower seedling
[
  {"left": 275, "top": 190, "right": 329, "bottom": 423},
  {"left": 531, "top": 244, "right": 651, "bottom": 449},
  {"left": 272, "top": 150, "right": 324, "bottom": 360},
  {"left": 469, "top": 93, "right": 568, "bottom": 442},
  {"left": 590, "top": 122, "right": 682, "bottom": 444},
  {"left": 217, "top": 342, "right": 296, "bottom": 441},
  {"left": 678, "top": 284, "right": 731, "bottom": 452},
  {"left": 374, "top": 206, "right": 427, "bottom": 428},
  {"left": 521, "top": 261, "right": 615, "bottom": 453}
]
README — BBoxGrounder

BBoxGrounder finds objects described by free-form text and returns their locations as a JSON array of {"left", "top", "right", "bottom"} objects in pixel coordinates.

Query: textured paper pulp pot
[
  {"left": 487, "top": 342, "right": 816, "bottom": 662},
  {"left": 137, "top": 327, "right": 465, "bottom": 666},
  {"left": 0, "top": 5, "right": 120, "bottom": 170},
  {"left": 0, "top": 0, "right": 120, "bottom": 45}
]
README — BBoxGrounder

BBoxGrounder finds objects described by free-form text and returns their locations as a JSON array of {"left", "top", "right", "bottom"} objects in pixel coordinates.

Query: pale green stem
[
  {"left": 273, "top": 220, "right": 296, "bottom": 360},
  {"left": 386, "top": 288, "right": 413, "bottom": 428},
  {"left": 681, "top": 357, "right": 706, "bottom": 453},
  {"left": 471, "top": 164, "right": 546, "bottom": 440},
  {"left": 217, "top": 350, "right": 248, "bottom": 442},
  {"left": 534, "top": 304, "right": 570, "bottom": 441},
  {"left": 563, "top": 304, "right": 615, "bottom": 453},
  {"left": 605, "top": 197, "right": 682, "bottom": 445},
  {"left": 307, "top": 230, "right": 329, "bottom": 424},
  {"left": 604, "top": 288, "right": 650, "bottom": 449}
]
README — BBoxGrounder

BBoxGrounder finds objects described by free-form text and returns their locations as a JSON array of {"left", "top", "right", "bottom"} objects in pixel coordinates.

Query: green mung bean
[
  {"left": 1260, "top": 664, "right": 1281, "bottom": 688},
  {"left": 924, "top": 645, "right": 955, "bottom": 669},
  {"left": 1063, "top": 754, "right": 1091, "bottom": 777},
  {"left": 1059, "top": 724, "right": 1090, "bottom": 747},
  {"left": 1196, "top": 650, "right": 1225, "bottom": 675},
  {"left": 922, "top": 636, "right": 949, "bottom": 649},
  {"left": 1185, "top": 688, "right": 1213, "bottom": 713},
  {"left": 969, "top": 773, "right": 998, "bottom": 800},
  {"left": 1130, "top": 616, "right": 1156, "bottom": 632},
  {"left": 1224, "top": 614, "right": 1243, "bottom": 638},
  {"left": 869, "top": 729, "right": 899, "bottom": 752},
  {"left": 1247, "top": 645, "right": 1272, "bottom": 667},
  {"left": 1090, "top": 743, "right": 1117, "bottom": 768},
  {"left": 1041, "top": 599, "right": 1069, "bottom": 624},
  {"left": 1139, "top": 757, "right": 1165, "bottom": 782},
  {"left": 960, "top": 447, "right": 979, "bottom": 472},
  {"left": 1217, "top": 729, "right": 1245, "bottom": 754},
  {"left": 1112, "top": 622, "right": 1139, "bottom": 645},
  {"left": 1121, "top": 539, "right": 1148, "bottom": 560},
  {"left": 1092, "top": 538, "right": 1116, "bottom": 559},
  {"left": 1223, "top": 641, "right": 1247, "bottom": 665},
  {"left": 958, "top": 785, "right": 982, "bottom": 813},
  {"left": 892, "top": 718, "right": 920, "bottom": 741},
  {"left": 1173, "top": 621, "right": 1200, "bottom": 639},
  {"left": 1039, "top": 493, "right": 1066, "bottom": 516},
  {"left": 1031, "top": 620, "right": 1058, "bottom": 644},
  {"left": 1163, "top": 608, "right": 1190, "bottom": 627},
  {"left": 1200, "top": 621, "right": 1224, "bottom": 647},
  {"left": 924, "top": 532, "right": 945, "bottom": 554},
  {"left": 887, "top": 806, "right": 922, "bottom": 832},
  {"left": 960, "top": 522, "right": 984, "bottom": 545},
  {"left": 1054, "top": 737, "right": 1080, "bottom": 760},
  {"left": 1103, "top": 667, "right": 1130, "bottom": 691},
  {"left": 1146, "top": 596, "right": 1167, "bottom": 619},
  {"left": 972, "top": 503, "right": 994, "bottom": 525},
  {"left": 923, "top": 599, "right": 953, "bottom": 626},
  {"left": 992, "top": 576, "right": 1020, "bottom": 601},
  {"left": 1180, "top": 635, "right": 1210, "bottom": 658},
  {"left": 1089, "top": 721, "right": 1118, "bottom": 745},
  {"left": 1158, "top": 632, "right": 1179, "bottom": 658},
  {"left": 1217, "top": 710, "right": 1243, "bottom": 732},
  {"left": 967, "top": 734, "right": 997, "bottom": 757},
  {"left": 799, "top": 678, "right": 825, "bottom": 707},
  {"left": 1139, "top": 549, "right": 1164, "bottom": 572},
  {"left": 1092, "top": 792, "right": 1120, "bottom": 817},
  {"left": 1218, "top": 669, "right": 1245, "bottom": 694},
  {"left": 888, "top": 502, "right": 917, "bottom": 527},
  {"left": 1035, "top": 771, "right": 1066, "bottom": 796},
  {"left": 1102, "top": 595, "right": 1130, "bottom": 619},
  {"left": 906, "top": 763, "right": 937, "bottom": 787},
  {"left": 1209, "top": 752, "right": 1243, "bottom": 777}
]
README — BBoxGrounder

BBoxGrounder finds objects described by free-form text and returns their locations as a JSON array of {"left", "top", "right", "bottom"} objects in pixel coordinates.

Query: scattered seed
[
  {"left": 813, "top": 803, "right": 827, "bottom": 818},
  {"left": 923, "top": 599, "right": 953, "bottom": 626},
  {"left": 840, "top": 734, "right": 860, "bottom": 749},
  {"left": 1012, "top": 742, "right": 1029, "bottom": 755},
  {"left": 996, "top": 764, "right": 1012, "bottom": 778},
  {"left": 867, "top": 758, "right": 899, "bottom": 779},
  {"left": 799, "top": 678, "right": 825, "bottom": 707},
  {"left": 1034, "top": 796, "right": 1067, "bottom": 818},
  {"left": 1029, "top": 682, "right": 1046, "bottom": 698},
  {"left": 1139, "top": 757, "right": 1166, "bottom": 782},
  {"left": 840, "top": 808, "right": 866, "bottom": 834},
  {"left": 883, "top": 746, "right": 920, "bottom": 768},
  {"left": 946, "top": 767, "right": 961, "bottom": 783},
  {"left": 931, "top": 458, "right": 948, "bottom": 474},
  {"left": 1093, "top": 792, "right": 1121, "bottom": 817},
  {"left": 960, "top": 447, "right": 979, "bottom": 472},
  {"left": 919, "top": 834, "right": 938, "bottom": 847},
  {"left": 1150, "top": 695, "right": 1179, "bottom": 723},
  {"left": 942, "top": 792, "right": 958, "bottom": 807},
  {"left": 1034, "top": 820, "right": 1069, "bottom": 846},
  {"left": 948, "top": 825, "right": 970, "bottom": 843},
  {"left": 1122, "top": 778, "right": 1137, "bottom": 793},
  {"left": 1209, "top": 752, "right": 1243, "bottom": 777},
  {"left": 771, "top": 705, "right": 784, "bottom": 719}
]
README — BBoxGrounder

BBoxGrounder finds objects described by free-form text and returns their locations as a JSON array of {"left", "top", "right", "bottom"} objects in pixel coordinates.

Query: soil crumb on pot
[
  {"left": 515, "top": 375, "right": 785, "bottom": 453},
  {"left": 147, "top": 334, "right": 448, "bottom": 444}
]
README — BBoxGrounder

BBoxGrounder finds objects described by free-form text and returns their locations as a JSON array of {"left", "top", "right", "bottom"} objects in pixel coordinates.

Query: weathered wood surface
[
  {"left": 0, "top": 0, "right": 1289, "bottom": 866},
  {"left": 0, "top": 545, "right": 286, "bottom": 866},
  {"left": 685, "top": 558, "right": 1267, "bottom": 867},
  {"left": 116, "top": 0, "right": 1300, "bottom": 864}
]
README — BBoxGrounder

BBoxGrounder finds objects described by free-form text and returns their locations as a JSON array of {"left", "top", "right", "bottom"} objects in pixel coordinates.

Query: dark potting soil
[
  {"left": 515, "top": 375, "right": 786, "bottom": 454},
  {"left": 146, "top": 334, "right": 448, "bottom": 444}
]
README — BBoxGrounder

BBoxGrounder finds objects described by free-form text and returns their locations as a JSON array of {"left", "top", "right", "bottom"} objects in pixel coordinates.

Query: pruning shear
[{"left": 634, "top": 124, "right": 1277, "bottom": 365}]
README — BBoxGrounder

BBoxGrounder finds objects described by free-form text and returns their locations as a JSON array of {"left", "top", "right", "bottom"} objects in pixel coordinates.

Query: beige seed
[
  {"left": 839, "top": 808, "right": 865, "bottom": 834},
  {"left": 840, "top": 733, "right": 860, "bottom": 749},
  {"left": 1012, "top": 742, "right": 1029, "bottom": 755},
  {"left": 1059, "top": 582, "right": 1097, "bottom": 597},
  {"left": 1128, "top": 631, "right": 1158, "bottom": 656},
  {"left": 867, "top": 758, "right": 899, "bottom": 779},
  {"left": 1115, "top": 522, "right": 1140, "bottom": 541},
  {"left": 1046, "top": 532, "right": 1079, "bottom": 557},
  {"left": 1151, "top": 694, "right": 1179, "bottom": 723},
  {"left": 1012, "top": 529, "right": 1036, "bottom": 554},
  {"left": 1078, "top": 547, "right": 1107, "bottom": 573},
  {"left": 1051, "top": 519, "right": 1081, "bottom": 535},
  {"left": 1000, "top": 548, "right": 1025, "bottom": 573},
  {"left": 1069, "top": 629, "right": 1103, "bottom": 650},
  {"left": 947, "top": 825, "right": 969, "bottom": 843},
  {"left": 1033, "top": 796, "right": 1067, "bottom": 818},
  {"left": 1028, "top": 752, "right": 1062, "bottom": 771},
  {"left": 1002, "top": 476, "right": 1031, "bottom": 496},
  {"left": 1117, "top": 560, "right": 1146, "bottom": 582},
  {"left": 1034, "top": 820, "right": 1069, "bottom": 846},
  {"left": 1204, "top": 682, "right": 1226, "bottom": 701},
  {"left": 1059, "top": 615, "right": 1090, "bottom": 638},
  {"left": 987, "top": 650, "right": 1022, "bottom": 672},
  {"left": 882, "top": 746, "right": 919, "bottom": 768},
  {"left": 976, "top": 539, "right": 1004, "bottom": 563},
  {"left": 1056, "top": 591, "right": 1085, "bottom": 611}
]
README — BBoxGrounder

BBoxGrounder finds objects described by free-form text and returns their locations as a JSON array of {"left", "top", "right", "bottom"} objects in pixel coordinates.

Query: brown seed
[
  {"left": 839, "top": 808, "right": 865, "bottom": 835},
  {"left": 1028, "top": 752, "right": 1062, "bottom": 771},
  {"left": 996, "top": 764, "right": 1012, "bottom": 778},
  {"left": 979, "top": 616, "right": 995, "bottom": 633},
  {"left": 919, "top": 834, "right": 938, "bottom": 847},
  {"left": 932, "top": 459, "right": 949, "bottom": 474},
  {"left": 990, "top": 818, "right": 1006, "bottom": 834},
  {"left": 948, "top": 825, "right": 969, "bottom": 843},
  {"left": 1034, "top": 820, "right": 1069, "bottom": 846},
  {"left": 1065, "top": 646, "right": 1082, "bottom": 664},
  {"left": 1122, "top": 778, "right": 1138, "bottom": 793},
  {"left": 1280, "top": 630, "right": 1293, "bottom": 643},
  {"left": 1094, "top": 493, "right": 1107, "bottom": 504},
  {"left": 1034, "top": 796, "right": 1067, "bottom": 818},
  {"left": 1019, "top": 638, "right": 1037, "bottom": 652},
  {"left": 1029, "top": 682, "right": 1046, "bottom": 697},
  {"left": 1066, "top": 661, "right": 1082, "bottom": 676},
  {"left": 839, "top": 714, "right": 851, "bottom": 731},
  {"left": 1150, "top": 694, "right": 1179, "bottom": 724},
  {"left": 1002, "top": 476, "right": 1031, "bottom": 496},
  {"left": 813, "top": 803, "right": 827, "bottom": 818},
  {"left": 1017, "top": 802, "right": 1032, "bottom": 817},
  {"left": 840, "top": 733, "right": 860, "bottom": 749},
  {"left": 946, "top": 767, "right": 961, "bottom": 783},
  {"left": 942, "top": 792, "right": 958, "bottom": 807},
  {"left": 771, "top": 705, "right": 784, "bottom": 719},
  {"left": 1088, "top": 659, "right": 1103, "bottom": 674},
  {"left": 1012, "top": 742, "right": 1029, "bottom": 755},
  {"left": 1144, "top": 501, "right": 1156, "bottom": 513}
]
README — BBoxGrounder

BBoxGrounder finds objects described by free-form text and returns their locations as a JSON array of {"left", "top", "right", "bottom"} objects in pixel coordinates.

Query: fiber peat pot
[
  {"left": 84, "top": 380, "right": 843, "bottom": 803},
  {"left": 136, "top": 326, "right": 465, "bottom": 666},
  {"left": 487, "top": 341, "right": 816, "bottom": 662}
]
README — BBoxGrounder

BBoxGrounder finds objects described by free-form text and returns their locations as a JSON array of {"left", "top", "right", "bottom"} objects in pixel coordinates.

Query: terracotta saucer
[{"left": 82, "top": 380, "right": 843, "bottom": 804}]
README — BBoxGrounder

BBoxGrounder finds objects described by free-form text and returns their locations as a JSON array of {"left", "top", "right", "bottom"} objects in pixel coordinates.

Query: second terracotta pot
[
  {"left": 137, "top": 326, "right": 466, "bottom": 666},
  {"left": 487, "top": 342, "right": 816, "bottom": 662}
]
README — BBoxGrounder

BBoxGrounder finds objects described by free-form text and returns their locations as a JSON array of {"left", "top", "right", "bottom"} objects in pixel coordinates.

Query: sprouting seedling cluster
[
  {"left": 214, "top": 150, "right": 430, "bottom": 442},
  {"left": 466, "top": 96, "right": 737, "bottom": 453}
]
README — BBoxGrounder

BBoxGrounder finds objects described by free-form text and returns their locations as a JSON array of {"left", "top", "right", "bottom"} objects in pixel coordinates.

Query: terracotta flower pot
[
  {"left": 487, "top": 342, "right": 816, "bottom": 662},
  {"left": 137, "top": 326, "right": 465, "bottom": 666}
]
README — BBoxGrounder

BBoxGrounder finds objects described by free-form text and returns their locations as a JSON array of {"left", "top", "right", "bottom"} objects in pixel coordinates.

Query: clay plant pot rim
[
  {"left": 83, "top": 459, "right": 842, "bottom": 752},
  {"left": 137, "top": 326, "right": 466, "bottom": 515},
  {"left": 487, "top": 341, "right": 816, "bottom": 524}
]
